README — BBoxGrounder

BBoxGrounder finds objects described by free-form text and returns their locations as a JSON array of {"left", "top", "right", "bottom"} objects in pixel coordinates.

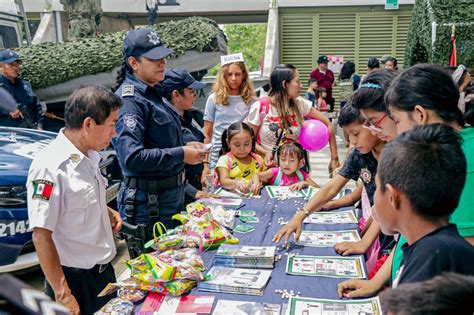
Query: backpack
[
  {"left": 339, "top": 74, "right": 355, "bottom": 103},
  {"left": 273, "top": 168, "right": 305, "bottom": 186}
]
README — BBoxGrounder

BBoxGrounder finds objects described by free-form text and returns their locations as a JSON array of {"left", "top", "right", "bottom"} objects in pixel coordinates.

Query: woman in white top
[
  {"left": 247, "top": 64, "right": 340, "bottom": 171},
  {"left": 202, "top": 59, "right": 255, "bottom": 174}
]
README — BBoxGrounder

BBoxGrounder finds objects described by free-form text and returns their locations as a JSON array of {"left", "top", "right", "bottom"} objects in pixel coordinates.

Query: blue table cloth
[{"left": 190, "top": 189, "right": 365, "bottom": 305}]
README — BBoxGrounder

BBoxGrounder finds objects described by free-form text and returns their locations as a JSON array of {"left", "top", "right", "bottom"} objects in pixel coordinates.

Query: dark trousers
[
  {"left": 117, "top": 183, "right": 185, "bottom": 230},
  {"left": 45, "top": 263, "right": 116, "bottom": 315}
]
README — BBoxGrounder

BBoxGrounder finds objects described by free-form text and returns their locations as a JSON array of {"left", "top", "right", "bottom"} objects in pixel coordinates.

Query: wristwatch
[{"left": 297, "top": 207, "right": 311, "bottom": 217}]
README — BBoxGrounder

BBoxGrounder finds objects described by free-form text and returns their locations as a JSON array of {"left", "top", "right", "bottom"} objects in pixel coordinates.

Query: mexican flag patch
[{"left": 32, "top": 179, "right": 55, "bottom": 202}]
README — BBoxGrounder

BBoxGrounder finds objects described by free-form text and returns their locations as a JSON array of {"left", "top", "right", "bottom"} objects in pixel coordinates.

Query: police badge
[{"left": 124, "top": 114, "right": 138, "bottom": 131}]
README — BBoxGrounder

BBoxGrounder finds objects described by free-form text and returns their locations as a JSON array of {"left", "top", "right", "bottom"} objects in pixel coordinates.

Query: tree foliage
[
  {"left": 405, "top": 0, "right": 474, "bottom": 67},
  {"left": 15, "top": 17, "right": 226, "bottom": 89},
  {"left": 209, "top": 23, "right": 267, "bottom": 75}
]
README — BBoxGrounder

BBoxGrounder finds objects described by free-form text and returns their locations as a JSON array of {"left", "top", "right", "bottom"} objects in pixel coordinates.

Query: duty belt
[{"left": 124, "top": 172, "right": 185, "bottom": 192}]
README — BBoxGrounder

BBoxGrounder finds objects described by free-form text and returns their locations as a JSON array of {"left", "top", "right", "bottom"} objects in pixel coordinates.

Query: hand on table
[
  {"left": 249, "top": 179, "right": 262, "bottom": 196},
  {"left": 334, "top": 240, "right": 368, "bottom": 256},
  {"left": 195, "top": 190, "right": 219, "bottom": 199},
  {"left": 337, "top": 279, "right": 379, "bottom": 299},
  {"left": 272, "top": 211, "right": 306, "bottom": 248},
  {"left": 234, "top": 179, "right": 250, "bottom": 194},
  {"left": 289, "top": 182, "right": 307, "bottom": 191}
]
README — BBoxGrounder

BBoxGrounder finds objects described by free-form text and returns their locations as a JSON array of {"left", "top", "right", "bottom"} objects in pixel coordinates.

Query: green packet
[
  {"left": 236, "top": 210, "right": 256, "bottom": 217},
  {"left": 240, "top": 216, "right": 259, "bottom": 224},
  {"left": 234, "top": 224, "right": 256, "bottom": 234}
]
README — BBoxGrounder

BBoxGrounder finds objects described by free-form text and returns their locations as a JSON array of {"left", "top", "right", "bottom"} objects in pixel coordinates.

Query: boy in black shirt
[
  {"left": 274, "top": 104, "right": 386, "bottom": 248},
  {"left": 373, "top": 124, "right": 474, "bottom": 287}
]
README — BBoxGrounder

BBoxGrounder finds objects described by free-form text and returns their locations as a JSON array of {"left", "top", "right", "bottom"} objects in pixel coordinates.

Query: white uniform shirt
[{"left": 27, "top": 129, "right": 116, "bottom": 269}]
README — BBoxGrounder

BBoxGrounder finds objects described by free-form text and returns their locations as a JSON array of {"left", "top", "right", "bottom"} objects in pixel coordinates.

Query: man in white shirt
[{"left": 27, "top": 85, "right": 123, "bottom": 315}]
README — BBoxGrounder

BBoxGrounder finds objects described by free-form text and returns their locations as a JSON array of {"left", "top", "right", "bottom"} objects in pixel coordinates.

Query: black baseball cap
[
  {"left": 0, "top": 49, "right": 20, "bottom": 64},
  {"left": 123, "top": 28, "right": 173, "bottom": 60},
  {"left": 317, "top": 55, "right": 329, "bottom": 64},
  {"left": 162, "top": 69, "right": 206, "bottom": 93}
]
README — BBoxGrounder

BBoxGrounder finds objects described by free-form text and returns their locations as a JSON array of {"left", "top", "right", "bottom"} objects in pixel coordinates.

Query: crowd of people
[{"left": 1, "top": 25, "right": 471, "bottom": 314}]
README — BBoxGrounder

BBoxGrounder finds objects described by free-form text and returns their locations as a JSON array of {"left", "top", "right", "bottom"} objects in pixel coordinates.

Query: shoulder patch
[
  {"left": 123, "top": 114, "right": 138, "bottom": 130},
  {"left": 122, "top": 84, "right": 135, "bottom": 97},
  {"left": 32, "top": 179, "right": 55, "bottom": 202}
]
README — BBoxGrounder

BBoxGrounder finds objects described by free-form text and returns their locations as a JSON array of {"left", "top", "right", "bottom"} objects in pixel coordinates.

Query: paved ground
[{"left": 18, "top": 125, "right": 352, "bottom": 290}]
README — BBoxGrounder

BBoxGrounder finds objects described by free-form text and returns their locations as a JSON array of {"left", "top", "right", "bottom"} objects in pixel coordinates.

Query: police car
[{"left": 0, "top": 127, "right": 121, "bottom": 273}]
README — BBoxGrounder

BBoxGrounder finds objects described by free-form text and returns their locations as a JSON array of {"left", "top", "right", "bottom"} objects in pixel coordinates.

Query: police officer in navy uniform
[
  {"left": 113, "top": 28, "right": 206, "bottom": 234},
  {"left": 0, "top": 50, "right": 44, "bottom": 129},
  {"left": 162, "top": 69, "right": 218, "bottom": 205}
]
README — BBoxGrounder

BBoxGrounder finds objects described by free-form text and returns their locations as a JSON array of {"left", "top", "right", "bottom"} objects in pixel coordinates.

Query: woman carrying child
[{"left": 251, "top": 141, "right": 318, "bottom": 192}]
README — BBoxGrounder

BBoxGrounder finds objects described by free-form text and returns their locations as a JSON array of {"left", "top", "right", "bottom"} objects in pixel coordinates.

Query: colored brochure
[
  {"left": 216, "top": 245, "right": 275, "bottom": 258},
  {"left": 212, "top": 300, "right": 281, "bottom": 315},
  {"left": 215, "top": 245, "right": 276, "bottom": 268},
  {"left": 304, "top": 209, "right": 358, "bottom": 224},
  {"left": 286, "top": 255, "right": 366, "bottom": 279},
  {"left": 138, "top": 292, "right": 214, "bottom": 314},
  {"left": 296, "top": 230, "right": 361, "bottom": 247},
  {"left": 199, "top": 197, "right": 243, "bottom": 207},
  {"left": 287, "top": 296, "right": 382, "bottom": 315},
  {"left": 198, "top": 266, "right": 272, "bottom": 296},
  {"left": 266, "top": 186, "right": 305, "bottom": 199}
]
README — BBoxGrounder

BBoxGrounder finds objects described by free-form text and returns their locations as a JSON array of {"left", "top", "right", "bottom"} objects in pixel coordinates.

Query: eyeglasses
[{"left": 363, "top": 113, "right": 388, "bottom": 132}]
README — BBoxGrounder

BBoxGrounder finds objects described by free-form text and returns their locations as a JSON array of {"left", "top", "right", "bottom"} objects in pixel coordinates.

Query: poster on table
[
  {"left": 286, "top": 255, "right": 366, "bottom": 279},
  {"left": 296, "top": 230, "right": 361, "bottom": 247},
  {"left": 287, "top": 296, "right": 382, "bottom": 315},
  {"left": 304, "top": 209, "right": 358, "bottom": 224},
  {"left": 266, "top": 186, "right": 306, "bottom": 199}
]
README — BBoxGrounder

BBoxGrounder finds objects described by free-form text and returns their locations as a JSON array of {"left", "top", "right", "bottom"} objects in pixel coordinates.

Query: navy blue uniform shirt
[
  {"left": 113, "top": 73, "right": 185, "bottom": 179},
  {"left": 179, "top": 110, "right": 205, "bottom": 198},
  {"left": 0, "top": 75, "right": 43, "bottom": 128}
]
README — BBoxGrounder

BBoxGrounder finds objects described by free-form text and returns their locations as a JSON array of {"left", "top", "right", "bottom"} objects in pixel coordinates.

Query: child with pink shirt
[{"left": 251, "top": 141, "right": 319, "bottom": 192}]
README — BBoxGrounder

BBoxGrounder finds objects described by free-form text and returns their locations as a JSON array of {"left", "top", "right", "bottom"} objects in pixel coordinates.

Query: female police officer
[
  {"left": 162, "top": 69, "right": 218, "bottom": 205},
  {"left": 113, "top": 28, "right": 206, "bottom": 234}
]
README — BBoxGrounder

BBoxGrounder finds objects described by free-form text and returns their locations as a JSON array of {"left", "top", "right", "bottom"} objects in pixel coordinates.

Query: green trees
[
  {"left": 405, "top": 0, "right": 473, "bottom": 67},
  {"left": 209, "top": 23, "right": 267, "bottom": 75}
]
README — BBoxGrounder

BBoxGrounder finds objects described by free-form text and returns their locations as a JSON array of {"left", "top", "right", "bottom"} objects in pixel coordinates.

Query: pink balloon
[{"left": 298, "top": 119, "right": 330, "bottom": 151}]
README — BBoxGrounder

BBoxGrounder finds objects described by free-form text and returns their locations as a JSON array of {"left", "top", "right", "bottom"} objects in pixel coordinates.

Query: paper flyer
[
  {"left": 214, "top": 187, "right": 253, "bottom": 198},
  {"left": 304, "top": 209, "right": 358, "bottom": 224},
  {"left": 288, "top": 296, "right": 382, "bottom": 315},
  {"left": 296, "top": 230, "right": 361, "bottom": 247},
  {"left": 286, "top": 255, "right": 366, "bottom": 279},
  {"left": 199, "top": 197, "right": 243, "bottom": 207},
  {"left": 212, "top": 300, "right": 281, "bottom": 315},
  {"left": 266, "top": 186, "right": 305, "bottom": 199}
]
